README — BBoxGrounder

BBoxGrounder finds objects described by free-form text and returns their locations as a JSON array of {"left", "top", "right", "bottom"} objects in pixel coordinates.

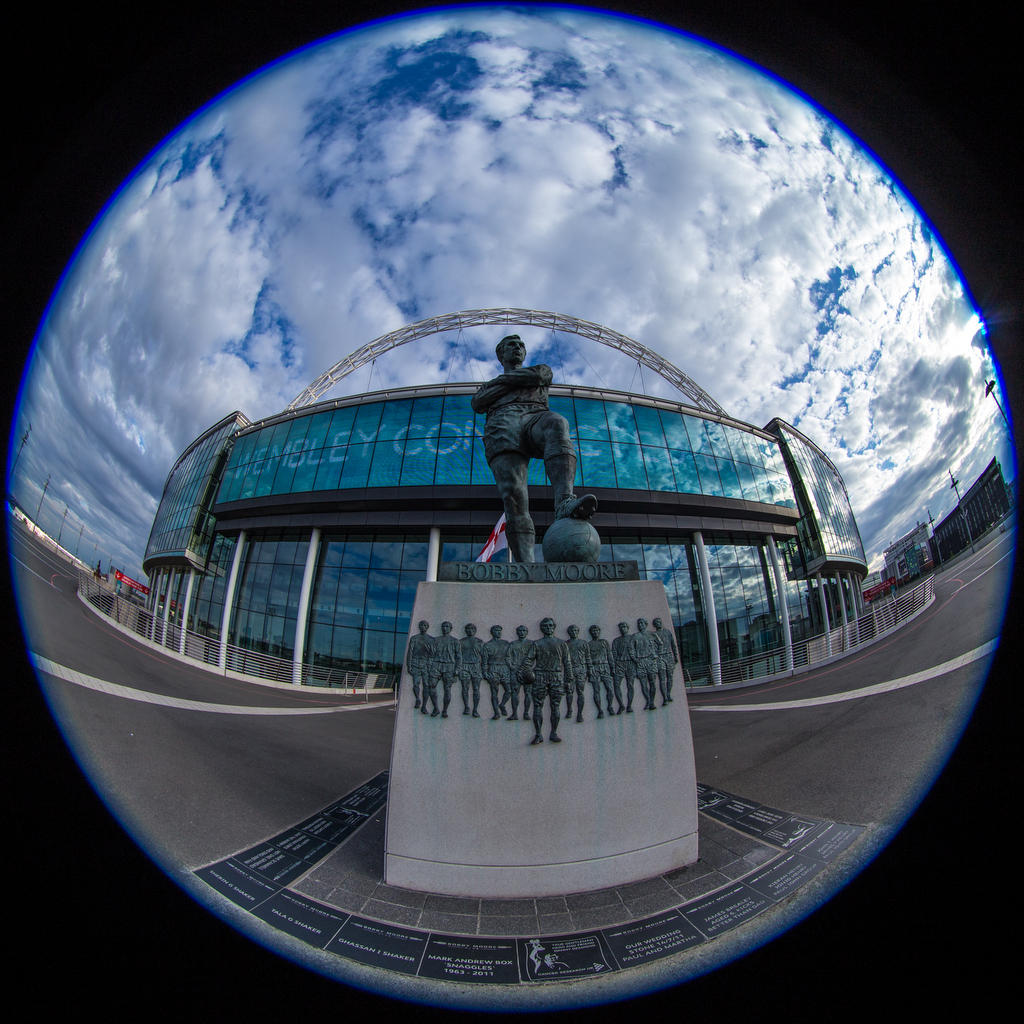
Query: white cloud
[{"left": 11, "top": 6, "right": 1004, "bottom": 579}]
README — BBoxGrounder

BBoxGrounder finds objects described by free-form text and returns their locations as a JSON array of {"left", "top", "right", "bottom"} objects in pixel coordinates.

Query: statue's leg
[
  {"left": 491, "top": 454, "right": 535, "bottom": 562},
  {"left": 442, "top": 676, "right": 452, "bottom": 717},
  {"left": 472, "top": 676, "right": 481, "bottom": 717},
  {"left": 549, "top": 690, "right": 562, "bottom": 741},
  {"left": 531, "top": 684, "right": 544, "bottom": 744},
  {"left": 576, "top": 683, "right": 584, "bottom": 721},
  {"left": 460, "top": 672, "right": 470, "bottom": 714},
  {"left": 507, "top": 680, "right": 519, "bottom": 720}
]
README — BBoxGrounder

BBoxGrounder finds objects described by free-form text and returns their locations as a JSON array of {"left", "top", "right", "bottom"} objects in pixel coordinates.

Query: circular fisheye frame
[{"left": 7, "top": 3, "right": 1015, "bottom": 1015}]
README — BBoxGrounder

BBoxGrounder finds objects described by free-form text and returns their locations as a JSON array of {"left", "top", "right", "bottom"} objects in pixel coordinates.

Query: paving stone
[
  {"left": 565, "top": 888, "right": 623, "bottom": 910},
  {"left": 416, "top": 910, "right": 479, "bottom": 934},
  {"left": 536, "top": 912, "right": 574, "bottom": 935},
  {"left": 479, "top": 897, "right": 536, "bottom": 916},
  {"left": 422, "top": 894, "right": 481, "bottom": 915},
  {"left": 479, "top": 914, "right": 540, "bottom": 937},
  {"left": 361, "top": 899, "right": 423, "bottom": 927}
]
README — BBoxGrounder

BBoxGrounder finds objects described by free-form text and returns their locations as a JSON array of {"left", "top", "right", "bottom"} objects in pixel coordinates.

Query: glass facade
[
  {"left": 144, "top": 412, "right": 248, "bottom": 570},
  {"left": 771, "top": 421, "right": 865, "bottom": 571},
  {"left": 216, "top": 389, "right": 797, "bottom": 508},
  {"left": 304, "top": 532, "right": 429, "bottom": 676},
  {"left": 143, "top": 385, "right": 867, "bottom": 688}
]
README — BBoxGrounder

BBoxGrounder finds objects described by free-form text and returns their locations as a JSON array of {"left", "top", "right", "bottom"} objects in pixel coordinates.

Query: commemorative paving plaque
[
  {"left": 264, "top": 827, "right": 336, "bottom": 865},
  {"left": 326, "top": 915, "right": 428, "bottom": 976},
  {"left": 516, "top": 932, "right": 617, "bottom": 982},
  {"left": 761, "top": 816, "right": 822, "bottom": 848},
  {"left": 329, "top": 771, "right": 389, "bottom": 814},
  {"left": 792, "top": 821, "right": 863, "bottom": 861},
  {"left": 251, "top": 890, "right": 349, "bottom": 948},
  {"left": 602, "top": 909, "right": 704, "bottom": 968},
  {"left": 680, "top": 881, "right": 772, "bottom": 939},
  {"left": 419, "top": 935, "right": 519, "bottom": 984},
  {"left": 295, "top": 808, "right": 366, "bottom": 845},
  {"left": 195, "top": 858, "right": 280, "bottom": 910},
  {"left": 235, "top": 842, "right": 310, "bottom": 886},
  {"left": 742, "top": 852, "right": 827, "bottom": 901}
]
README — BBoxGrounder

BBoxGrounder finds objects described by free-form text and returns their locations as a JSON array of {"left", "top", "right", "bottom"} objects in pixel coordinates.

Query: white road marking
[
  {"left": 690, "top": 638, "right": 999, "bottom": 712},
  {"left": 29, "top": 652, "right": 396, "bottom": 715}
]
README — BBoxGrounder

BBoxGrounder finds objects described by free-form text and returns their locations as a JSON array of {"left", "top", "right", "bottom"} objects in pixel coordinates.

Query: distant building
[
  {"left": 882, "top": 522, "right": 934, "bottom": 583},
  {"left": 932, "top": 458, "right": 1010, "bottom": 562}
]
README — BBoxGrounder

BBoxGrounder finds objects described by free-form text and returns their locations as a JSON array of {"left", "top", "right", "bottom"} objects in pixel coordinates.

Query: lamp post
[
  {"left": 57, "top": 504, "right": 69, "bottom": 549},
  {"left": 11, "top": 423, "right": 30, "bottom": 480},
  {"left": 985, "top": 379, "right": 1012, "bottom": 433},
  {"left": 34, "top": 473, "right": 50, "bottom": 524},
  {"left": 949, "top": 468, "right": 975, "bottom": 555}
]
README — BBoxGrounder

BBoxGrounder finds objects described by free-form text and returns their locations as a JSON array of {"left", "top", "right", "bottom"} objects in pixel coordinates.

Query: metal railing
[
  {"left": 76, "top": 571, "right": 395, "bottom": 692},
  {"left": 77, "top": 568, "right": 933, "bottom": 694},
  {"left": 687, "top": 574, "right": 936, "bottom": 687}
]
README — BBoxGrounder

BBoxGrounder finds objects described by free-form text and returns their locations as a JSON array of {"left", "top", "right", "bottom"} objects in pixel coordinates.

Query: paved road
[{"left": 6, "top": 518, "right": 1018, "bottom": 1017}]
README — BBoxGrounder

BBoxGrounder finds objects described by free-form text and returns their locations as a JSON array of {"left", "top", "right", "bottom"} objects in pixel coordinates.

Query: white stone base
[{"left": 384, "top": 579, "right": 699, "bottom": 899}]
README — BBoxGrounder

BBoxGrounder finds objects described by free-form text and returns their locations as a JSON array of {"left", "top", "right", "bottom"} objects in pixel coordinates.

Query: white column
[
  {"left": 161, "top": 568, "right": 175, "bottom": 647},
  {"left": 218, "top": 531, "right": 247, "bottom": 671},
  {"left": 816, "top": 572, "right": 832, "bottom": 656},
  {"left": 292, "top": 527, "right": 322, "bottom": 685},
  {"left": 837, "top": 573, "right": 849, "bottom": 649},
  {"left": 766, "top": 536, "right": 793, "bottom": 671},
  {"left": 693, "top": 531, "right": 721, "bottom": 685},
  {"left": 426, "top": 526, "right": 441, "bottom": 582},
  {"left": 149, "top": 569, "right": 163, "bottom": 640},
  {"left": 179, "top": 569, "right": 196, "bottom": 656}
]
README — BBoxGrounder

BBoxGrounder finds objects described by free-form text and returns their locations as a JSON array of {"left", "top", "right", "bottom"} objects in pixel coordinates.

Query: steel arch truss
[{"left": 287, "top": 307, "right": 726, "bottom": 415}]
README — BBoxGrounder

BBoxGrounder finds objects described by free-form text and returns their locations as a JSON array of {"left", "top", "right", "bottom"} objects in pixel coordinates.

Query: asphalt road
[{"left": 6, "top": 518, "right": 1018, "bottom": 1018}]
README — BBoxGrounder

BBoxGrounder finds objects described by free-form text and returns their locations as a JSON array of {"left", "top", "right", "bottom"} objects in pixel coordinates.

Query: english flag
[{"left": 476, "top": 513, "right": 508, "bottom": 562}]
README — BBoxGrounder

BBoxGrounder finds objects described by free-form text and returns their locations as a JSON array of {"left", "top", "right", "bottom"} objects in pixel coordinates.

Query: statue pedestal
[{"left": 384, "top": 573, "right": 699, "bottom": 899}]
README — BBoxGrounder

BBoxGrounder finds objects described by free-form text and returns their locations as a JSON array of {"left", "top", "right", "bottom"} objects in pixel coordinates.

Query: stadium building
[{"left": 140, "top": 310, "right": 868, "bottom": 688}]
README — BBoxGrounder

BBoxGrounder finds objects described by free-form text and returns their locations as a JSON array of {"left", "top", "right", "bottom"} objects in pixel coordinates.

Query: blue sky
[{"left": 7, "top": 5, "right": 1013, "bottom": 578}]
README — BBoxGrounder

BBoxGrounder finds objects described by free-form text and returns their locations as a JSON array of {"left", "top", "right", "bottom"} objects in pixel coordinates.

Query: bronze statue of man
[{"left": 471, "top": 334, "right": 597, "bottom": 562}]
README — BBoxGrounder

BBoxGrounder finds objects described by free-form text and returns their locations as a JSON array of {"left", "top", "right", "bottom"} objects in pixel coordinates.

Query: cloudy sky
[{"left": 7, "top": 4, "right": 1013, "bottom": 579}]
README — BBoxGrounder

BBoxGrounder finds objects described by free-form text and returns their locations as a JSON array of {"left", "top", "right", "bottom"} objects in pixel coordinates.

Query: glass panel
[
  {"left": 604, "top": 402, "right": 639, "bottom": 443},
  {"left": 326, "top": 406, "right": 356, "bottom": 448},
  {"left": 669, "top": 450, "right": 701, "bottom": 494},
  {"left": 632, "top": 405, "right": 666, "bottom": 446},
  {"left": 312, "top": 447, "right": 345, "bottom": 491},
  {"left": 335, "top": 572, "right": 368, "bottom": 627},
  {"left": 573, "top": 398, "right": 610, "bottom": 441},
  {"left": 339, "top": 443, "right": 373, "bottom": 488},
  {"left": 440, "top": 395, "right": 476, "bottom": 438},
  {"left": 659, "top": 409, "right": 691, "bottom": 450},
  {"left": 703, "top": 419, "right": 734, "bottom": 460},
  {"left": 579, "top": 439, "right": 617, "bottom": 488},
  {"left": 369, "top": 537, "right": 404, "bottom": 570},
  {"left": 400, "top": 443, "right": 437, "bottom": 485},
  {"left": 434, "top": 435, "right": 472, "bottom": 484},
  {"left": 641, "top": 446, "right": 675, "bottom": 491},
  {"left": 342, "top": 539, "right": 373, "bottom": 568},
  {"left": 716, "top": 458, "right": 744, "bottom": 499},
  {"left": 368, "top": 440, "right": 404, "bottom": 487},
  {"left": 735, "top": 460, "right": 760, "bottom": 502},
  {"left": 376, "top": 400, "right": 413, "bottom": 441},
  {"left": 407, "top": 396, "right": 444, "bottom": 438},
  {"left": 612, "top": 443, "right": 648, "bottom": 489},
  {"left": 351, "top": 402, "right": 384, "bottom": 443},
  {"left": 683, "top": 415, "right": 715, "bottom": 456},
  {"left": 694, "top": 454, "right": 724, "bottom": 496},
  {"left": 548, "top": 396, "right": 576, "bottom": 437},
  {"left": 471, "top": 441, "right": 497, "bottom": 487}
]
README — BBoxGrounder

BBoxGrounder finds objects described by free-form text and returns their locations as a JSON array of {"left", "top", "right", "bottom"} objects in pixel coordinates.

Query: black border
[{"left": 5, "top": 3, "right": 1019, "bottom": 1019}]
